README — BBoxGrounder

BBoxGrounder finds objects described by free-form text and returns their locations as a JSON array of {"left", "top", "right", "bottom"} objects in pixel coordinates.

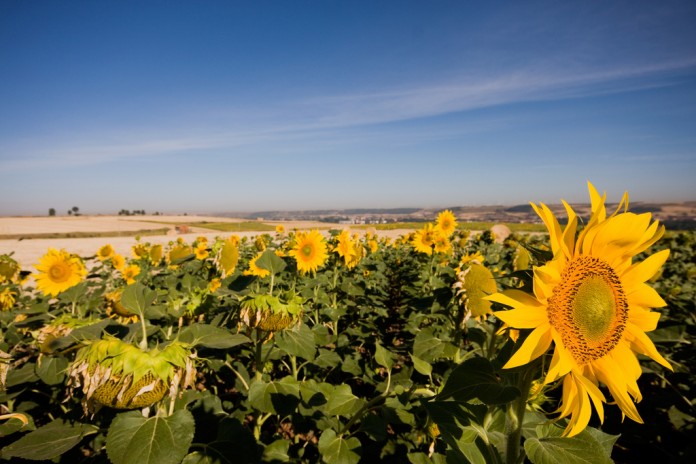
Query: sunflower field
[{"left": 0, "top": 184, "right": 693, "bottom": 464}]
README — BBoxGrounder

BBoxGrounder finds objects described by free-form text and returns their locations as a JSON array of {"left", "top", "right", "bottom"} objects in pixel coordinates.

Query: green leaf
[
  {"left": 375, "top": 342, "right": 394, "bottom": 370},
  {"left": 413, "top": 328, "right": 445, "bottom": 362},
  {"left": 325, "top": 384, "right": 365, "bottom": 417},
  {"left": 262, "top": 439, "right": 290, "bottom": 462},
  {"left": 5, "top": 362, "right": 39, "bottom": 387},
  {"left": 35, "top": 355, "right": 69, "bottom": 385},
  {"left": 583, "top": 427, "right": 620, "bottom": 456},
  {"left": 121, "top": 283, "right": 157, "bottom": 319},
  {"left": 423, "top": 401, "right": 489, "bottom": 464},
  {"left": 178, "top": 324, "right": 250, "bottom": 349},
  {"left": 317, "top": 429, "right": 362, "bottom": 464},
  {"left": 106, "top": 409, "right": 195, "bottom": 464},
  {"left": 255, "top": 249, "right": 286, "bottom": 275},
  {"left": 275, "top": 322, "right": 316, "bottom": 361},
  {"left": 437, "top": 357, "right": 519, "bottom": 405},
  {"left": 1, "top": 419, "right": 98, "bottom": 460},
  {"left": 0, "top": 415, "right": 35, "bottom": 439},
  {"left": 248, "top": 378, "right": 301, "bottom": 415},
  {"left": 524, "top": 432, "right": 614, "bottom": 464},
  {"left": 411, "top": 355, "right": 432, "bottom": 376}
]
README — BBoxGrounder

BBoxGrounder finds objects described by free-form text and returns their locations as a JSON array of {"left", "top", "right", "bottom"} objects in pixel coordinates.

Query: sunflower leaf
[
  {"left": 106, "top": 409, "right": 195, "bottom": 464},
  {"left": 436, "top": 357, "right": 520, "bottom": 405},
  {"left": 121, "top": 283, "right": 157, "bottom": 319},
  {"left": 255, "top": 249, "right": 286, "bottom": 275},
  {"left": 178, "top": 324, "right": 251, "bottom": 349},
  {"left": 1, "top": 419, "right": 99, "bottom": 460},
  {"left": 317, "top": 429, "right": 362, "bottom": 464}
]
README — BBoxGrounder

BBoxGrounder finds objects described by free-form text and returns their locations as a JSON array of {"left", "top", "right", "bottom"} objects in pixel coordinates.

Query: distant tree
[
  {"left": 48, "top": 208, "right": 56, "bottom": 216},
  {"left": 68, "top": 210, "right": 72, "bottom": 216},
  {"left": 71, "top": 206, "right": 80, "bottom": 216}
]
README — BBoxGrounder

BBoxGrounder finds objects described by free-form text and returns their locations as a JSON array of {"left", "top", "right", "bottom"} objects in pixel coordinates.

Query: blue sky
[{"left": 1, "top": 1, "right": 695, "bottom": 215}]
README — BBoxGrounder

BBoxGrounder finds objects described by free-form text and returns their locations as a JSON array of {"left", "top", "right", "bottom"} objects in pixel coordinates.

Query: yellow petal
[
  {"left": 531, "top": 202, "right": 564, "bottom": 257},
  {"left": 622, "top": 249, "right": 670, "bottom": 289},
  {"left": 627, "top": 308, "right": 661, "bottom": 332},
  {"left": 594, "top": 356, "right": 643, "bottom": 424},
  {"left": 494, "top": 307, "right": 548, "bottom": 329},
  {"left": 625, "top": 322, "right": 672, "bottom": 370},
  {"left": 575, "top": 370, "right": 606, "bottom": 424},
  {"left": 561, "top": 200, "right": 578, "bottom": 257},
  {"left": 503, "top": 325, "right": 552, "bottom": 369},
  {"left": 587, "top": 181, "right": 607, "bottom": 223},
  {"left": 627, "top": 283, "right": 667, "bottom": 309},
  {"left": 544, "top": 333, "right": 577, "bottom": 383},
  {"left": 485, "top": 289, "right": 544, "bottom": 309}
]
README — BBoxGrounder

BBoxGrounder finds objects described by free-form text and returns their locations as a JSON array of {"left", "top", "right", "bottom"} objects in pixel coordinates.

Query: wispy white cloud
[{"left": 1, "top": 58, "right": 694, "bottom": 172}]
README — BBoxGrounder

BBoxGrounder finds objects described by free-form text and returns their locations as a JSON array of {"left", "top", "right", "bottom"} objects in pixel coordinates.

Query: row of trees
[{"left": 47, "top": 208, "right": 161, "bottom": 216}]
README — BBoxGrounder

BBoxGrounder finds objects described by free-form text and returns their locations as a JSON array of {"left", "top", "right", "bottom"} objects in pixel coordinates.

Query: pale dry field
[{"left": 0, "top": 215, "right": 411, "bottom": 269}]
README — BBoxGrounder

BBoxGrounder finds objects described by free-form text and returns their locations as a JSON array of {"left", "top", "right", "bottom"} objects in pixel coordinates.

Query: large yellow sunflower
[
  {"left": 289, "top": 230, "right": 328, "bottom": 274},
  {"left": 412, "top": 224, "right": 437, "bottom": 255},
  {"left": 486, "top": 182, "right": 671, "bottom": 436},
  {"left": 243, "top": 252, "right": 271, "bottom": 278},
  {"left": 435, "top": 210, "right": 458, "bottom": 237},
  {"left": 34, "top": 248, "right": 86, "bottom": 297},
  {"left": 96, "top": 244, "right": 114, "bottom": 261}
]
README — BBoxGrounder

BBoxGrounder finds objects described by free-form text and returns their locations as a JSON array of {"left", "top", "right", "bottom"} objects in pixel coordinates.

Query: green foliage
[{"left": 0, "top": 229, "right": 689, "bottom": 463}]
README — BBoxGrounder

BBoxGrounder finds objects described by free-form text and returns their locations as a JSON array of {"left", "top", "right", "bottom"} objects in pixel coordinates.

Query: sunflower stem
[
  {"left": 139, "top": 317, "right": 148, "bottom": 350},
  {"left": 505, "top": 365, "right": 535, "bottom": 464}
]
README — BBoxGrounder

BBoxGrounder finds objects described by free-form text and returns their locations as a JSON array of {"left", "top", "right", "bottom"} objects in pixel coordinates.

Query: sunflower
[
  {"left": 486, "top": 182, "right": 671, "bottom": 436},
  {"left": 34, "top": 248, "right": 86, "bottom": 297},
  {"left": 0, "top": 288, "right": 16, "bottom": 311},
  {"left": 121, "top": 264, "right": 141, "bottom": 285},
  {"left": 412, "top": 224, "right": 437, "bottom": 255},
  {"left": 214, "top": 238, "right": 239, "bottom": 278},
  {"left": 335, "top": 230, "right": 361, "bottom": 269},
  {"left": 67, "top": 338, "right": 196, "bottom": 411},
  {"left": 275, "top": 224, "right": 285, "bottom": 234},
  {"left": 194, "top": 243, "right": 209, "bottom": 260},
  {"left": 111, "top": 254, "right": 126, "bottom": 271},
  {"left": 105, "top": 289, "right": 139, "bottom": 324},
  {"left": 289, "top": 230, "right": 328, "bottom": 274},
  {"left": 96, "top": 244, "right": 114, "bottom": 261},
  {"left": 209, "top": 278, "right": 221, "bottom": 293},
  {"left": 131, "top": 243, "right": 149, "bottom": 259},
  {"left": 167, "top": 244, "right": 193, "bottom": 268},
  {"left": 243, "top": 252, "right": 271, "bottom": 278},
  {"left": 149, "top": 244, "right": 163, "bottom": 266},
  {"left": 433, "top": 232, "right": 452, "bottom": 255},
  {"left": 239, "top": 293, "right": 303, "bottom": 332},
  {"left": 453, "top": 257, "right": 497, "bottom": 321},
  {"left": 0, "top": 255, "right": 21, "bottom": 284},
  {"left": 436, "top": 210, "right": 458, "bottom": 237}
]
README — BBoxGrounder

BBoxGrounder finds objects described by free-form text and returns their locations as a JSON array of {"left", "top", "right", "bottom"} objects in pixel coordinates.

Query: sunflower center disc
[
  {"left": 301, "top": 245, "right": 313, "bottom": 257},
  {"left": 49, "top": 264, "right": 69, "bottom": 282},
  {"left": 548, "top": 256, "right": 628, "bottom": 365}
]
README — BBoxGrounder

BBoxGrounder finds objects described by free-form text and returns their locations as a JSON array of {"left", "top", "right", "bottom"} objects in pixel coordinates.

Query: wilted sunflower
[
  {"left": 486, "top": 182, "right": 671, "bottom": 436},
  {"left": 34, "top": 248, "right": 86, "bottom": 297},
  {"left": 67, "top": 338, "right": 196, "bottom": 412},
  {"left": 289, "top": 230, "right": 328, "bottom": 274},
  {"left": 96, "top": 244, "right": 114, "bottom": 261},
  {"left": 111, "top": 254, "right": 126, "bottom": 271},
  {"left": 0, "top": 255, "right": 22, "bottom": 284},
  {"left": 214, "top": 238, "right": 239, "bottom": 278},
  {"left": 436, "top": 210, "right": 458, "bottom": 237},
  {"left": 239, "top": 293, "right": 303, "bottom": 332},
  {"left": 0, "top": 288, "right": 16, "bottom": 311},
  {"left": 243, "top": 252, "right": 271, "bottom": 278}
]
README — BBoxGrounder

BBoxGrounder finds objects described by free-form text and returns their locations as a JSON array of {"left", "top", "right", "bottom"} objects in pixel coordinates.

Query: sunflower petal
[
  {"left": 494, "top": 307, "right": 548, "bottom": 329},
  {"left": 628, "top": 308, "right": 661, "bottom": 332},
  {"left": 594, "top": 356, "right": 643, "bottom": 424},
  {"left": 627, "top": 283, "right": 667, "bottom": 309},
  {"left": 503, "top": 326, "right": 552, "bottom": 369},
  {"left": 485, "top": 289, "right": 544, "bottom": 309},
  {"left": 622, "top": 249, "right": 670, "bottom": 289},
  {"left": 625, "top": 322, "right": 672, "bottom": 370}
]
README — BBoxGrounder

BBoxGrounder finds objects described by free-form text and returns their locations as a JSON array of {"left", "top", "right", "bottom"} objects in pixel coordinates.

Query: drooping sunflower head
[
  {"left": 289, "top": 230, "right": 328, "bottom": 274},
  {"left": 214, "top": 238, "right": 239, "bottom": 278},
  {"left": 149, "top": 244, "right": 163, "bottom": 266},
  {"left": 0, "top": 255, "right": 21, "bottom": 284},
  {"left": 96, "top": 244, "right": 115, "bottom": 261},
  {"left": 453, "top": 261, "right": 497, "bottom": 322},
  {"left": 0, "top": 288, "right": 17, "bottom": 312},
  {"left": 67, "top": 338, "right": 196, "bottom": 412},
  {"left": 111, "top": 254, "right": 126, "bottom": 271},
  {"left": 239, "top": 293, "right": 303, "bottom": 332},
  {"left": 131, "top": 243, "right": 150, "bottom": 259},
  {"left": 33, "top": 248, "right": 86, "bottom": 297},
  {"left": 487, "top": 182, "right": 671, "bottom": 436},
  {"left": 167, "top": 244, "right": 193, "bottom": 268},
  {"left": 435, "top": 210, "right": 458, "bottom": 237}
]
